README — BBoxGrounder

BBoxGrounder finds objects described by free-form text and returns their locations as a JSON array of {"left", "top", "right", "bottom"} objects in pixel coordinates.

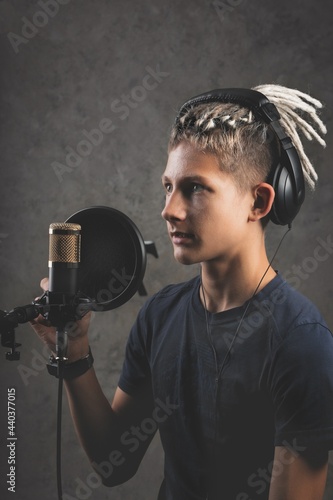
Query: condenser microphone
[
  {"left": 47, "top": 223, "right": 82, "bottom": 348},
  {"left": 48, "top": 222, "right": 81, "bottom": 296}
]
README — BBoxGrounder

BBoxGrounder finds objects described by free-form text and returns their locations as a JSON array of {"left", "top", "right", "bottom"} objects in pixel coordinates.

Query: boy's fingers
[
  {"left": 29, "top": 314, "right": 51, "bottom": 329},
  {"left": 40, "top": 277, "right": 48, "bottom": 291}
]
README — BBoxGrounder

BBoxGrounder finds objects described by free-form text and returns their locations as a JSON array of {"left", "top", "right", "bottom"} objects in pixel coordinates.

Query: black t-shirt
[{"left": 119, "top": 274, "right": 333, "bottom": 499}]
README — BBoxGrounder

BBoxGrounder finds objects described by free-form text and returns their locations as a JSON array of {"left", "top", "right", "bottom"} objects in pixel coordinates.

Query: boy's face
[{"left": 161, "top": 141, "right": 256, "bottom": 266}]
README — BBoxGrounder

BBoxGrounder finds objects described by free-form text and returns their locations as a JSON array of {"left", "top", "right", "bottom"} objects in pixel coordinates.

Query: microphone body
[
  {"left": 47, "top": 223, "right": 81, "bottom": 358},
  {"left": 48, "top": 222, "right": 81, "bottom": 295}
]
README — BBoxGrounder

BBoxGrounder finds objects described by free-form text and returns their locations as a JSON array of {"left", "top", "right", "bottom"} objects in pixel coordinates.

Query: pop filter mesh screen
[{"left": 66, "top": 207, "right": 146, "bottom": 310}]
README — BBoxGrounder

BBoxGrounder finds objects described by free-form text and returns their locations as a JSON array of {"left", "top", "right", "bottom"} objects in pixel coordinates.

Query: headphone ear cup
[{"left": 269, "top": 161, "right": 301, "bottom": 226}]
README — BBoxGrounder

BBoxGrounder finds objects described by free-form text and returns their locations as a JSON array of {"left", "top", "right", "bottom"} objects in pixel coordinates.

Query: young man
[{"left": 31, "top": 84, "right": 333, "bottom": 499}]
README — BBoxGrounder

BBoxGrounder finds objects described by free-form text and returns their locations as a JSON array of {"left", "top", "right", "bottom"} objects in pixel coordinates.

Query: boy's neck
[{"left": 199, "top": 248, "right": 276, "bottom": 313}]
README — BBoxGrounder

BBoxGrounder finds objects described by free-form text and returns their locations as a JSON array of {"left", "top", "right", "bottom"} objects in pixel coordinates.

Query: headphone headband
[
  {"left": 175, "top": 87, "right": 305, "bottom": 226},
  {"left": 177, "top": 88, "right": 280, "bottom": 123}
]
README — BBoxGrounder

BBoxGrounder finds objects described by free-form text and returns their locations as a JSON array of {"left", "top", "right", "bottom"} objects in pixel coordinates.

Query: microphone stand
[
  {"left": 0, "top": 302, "right": 45, "bottom": 360},
  {"left": 54, "top": 322, "right": 68, "bottom": 500},
  {"left": 0, "top": 311, "right": 21, "bottom": 361},
  {"left": 42, "top": 292, "right": 79, "bottom": 500}
]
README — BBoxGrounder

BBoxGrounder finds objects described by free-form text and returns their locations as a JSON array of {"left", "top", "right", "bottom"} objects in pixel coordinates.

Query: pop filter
[{"left": 66, "top": 206, "right": 147, "bottom": 311}]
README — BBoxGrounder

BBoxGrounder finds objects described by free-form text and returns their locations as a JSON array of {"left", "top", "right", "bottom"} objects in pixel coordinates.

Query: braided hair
[{"left": 169, "top": 84, "right": 326, "bottom": 193}]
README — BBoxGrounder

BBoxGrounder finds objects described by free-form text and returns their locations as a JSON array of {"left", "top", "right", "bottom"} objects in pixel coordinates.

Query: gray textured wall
[{"left": 0, "top": 0, "right": 332, "bottom": 499}]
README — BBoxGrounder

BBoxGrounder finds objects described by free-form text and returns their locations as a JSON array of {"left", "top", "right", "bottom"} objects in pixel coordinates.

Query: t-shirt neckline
[{"left": 191, "top": 273, "right": 284, "bottom": 324}]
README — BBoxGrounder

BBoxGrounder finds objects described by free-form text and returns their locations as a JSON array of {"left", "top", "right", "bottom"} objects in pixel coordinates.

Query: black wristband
[{"left": 47, "top": 347, "right": 94, "bottom": 380}]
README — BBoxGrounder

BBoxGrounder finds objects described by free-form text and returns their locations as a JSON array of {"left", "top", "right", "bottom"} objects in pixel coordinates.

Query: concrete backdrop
[{"left": 0, "top": 0, "right": 332, "bottom": 499}]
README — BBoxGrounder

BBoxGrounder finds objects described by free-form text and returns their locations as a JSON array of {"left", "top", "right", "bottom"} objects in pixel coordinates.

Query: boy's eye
[
  {"left": 163, "top": 182, "right": 205, "bottom": 195},
  {"left": 188, "top": 183, "right": 205, "bottom": 194},
  {"left": 192, "top": 183, "right": 204, "bottom": 193}
]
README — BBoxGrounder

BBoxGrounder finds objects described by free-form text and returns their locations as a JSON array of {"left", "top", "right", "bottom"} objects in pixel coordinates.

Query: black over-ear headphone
[{"left": 176, "top": 88, "right": 305, "bottom": 226}]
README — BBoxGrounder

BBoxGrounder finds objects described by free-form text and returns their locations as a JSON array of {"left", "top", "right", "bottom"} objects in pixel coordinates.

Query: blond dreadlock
[{"left": 254, "top": 84, "right": 326, "bottom": 189}]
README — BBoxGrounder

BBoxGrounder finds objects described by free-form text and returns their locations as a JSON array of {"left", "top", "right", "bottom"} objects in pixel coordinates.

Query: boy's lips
[{"left": 170, "top": 231, "right": 195, "bottom": 244}]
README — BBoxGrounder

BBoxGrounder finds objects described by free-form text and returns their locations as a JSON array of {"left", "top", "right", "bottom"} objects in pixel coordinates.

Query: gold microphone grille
[{"left": 49, "top": 223, "right": 81, "bottom": 263}]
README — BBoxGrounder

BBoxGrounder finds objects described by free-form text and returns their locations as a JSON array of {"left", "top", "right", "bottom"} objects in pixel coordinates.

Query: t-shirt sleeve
[
  {"left": 271, "top": 322, "right": 333, "bottom": 451},
  {"left": 118, "top": 302, "right": 152, "bottom": 396}
]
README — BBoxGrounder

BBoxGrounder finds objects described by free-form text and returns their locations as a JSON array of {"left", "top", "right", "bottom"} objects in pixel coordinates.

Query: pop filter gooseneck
[{"left": 66, "top": 206, "right": 148, "bottom": 312}]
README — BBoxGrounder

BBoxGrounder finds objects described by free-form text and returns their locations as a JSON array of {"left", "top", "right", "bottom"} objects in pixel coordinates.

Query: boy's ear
[{"left": 249, "top": 183, "right": 275, "bottom": 222}]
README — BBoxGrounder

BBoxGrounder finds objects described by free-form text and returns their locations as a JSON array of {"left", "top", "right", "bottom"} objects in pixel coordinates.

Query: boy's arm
[
  {"left": 268, "top": 445, "right": 329, "bottom": 500},
  {"left": 30, "top": 279, "right": 156, "bottom": 487},
  {"left": 65, "top": 373, "right": 156, "bottom": 486}
]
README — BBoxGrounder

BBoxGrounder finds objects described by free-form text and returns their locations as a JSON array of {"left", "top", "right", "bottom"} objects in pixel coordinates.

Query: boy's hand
[{"left": 29, "top": 277, "right": 91, "bottom": 362}]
